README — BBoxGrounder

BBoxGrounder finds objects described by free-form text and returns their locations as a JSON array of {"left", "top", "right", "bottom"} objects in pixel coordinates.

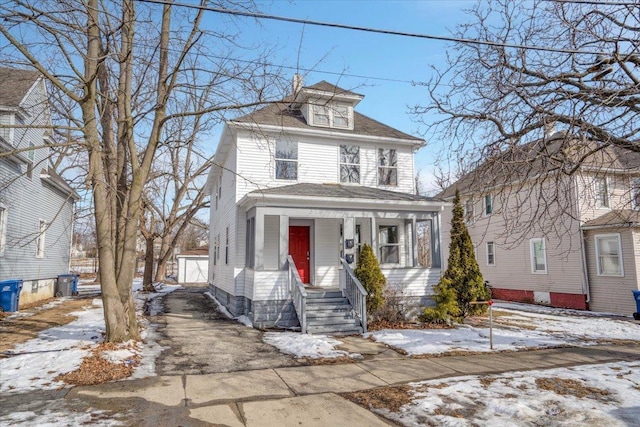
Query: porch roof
[
  {"left": 582, "top": 209, "right": 640, "bottom": 229},
  {"left": 239, "top": 183, "right": 447, "bottom": 211}
]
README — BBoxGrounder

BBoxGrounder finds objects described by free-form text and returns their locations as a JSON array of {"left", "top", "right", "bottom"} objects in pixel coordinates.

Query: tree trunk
[{"left": 143, "top": 237, "right": 155, "bottom": 292}]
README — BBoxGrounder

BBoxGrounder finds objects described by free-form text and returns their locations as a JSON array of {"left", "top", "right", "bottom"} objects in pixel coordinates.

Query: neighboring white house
[
  {"left": 0, "top": 67, "right": 79, "bottom": 307},
  {"left": 440, "top": 134, "right": 640, "bottom": 316},
  {"left": 206, "top": 78, "right": 447, "bottom": 332},
  {"left": 176, "top": 247, "right": 209, "bottom": 284}
]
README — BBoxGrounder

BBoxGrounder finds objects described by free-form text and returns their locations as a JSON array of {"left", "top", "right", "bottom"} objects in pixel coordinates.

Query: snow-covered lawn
[
  {"left": 0, "top": 280, "right": 179, "bottom": 393},
  {"left": 377, "top": 361, "right": 640, "bottom": 427},
  {"left": 263, "top": 332, "right": 362, "bottom": 359},
  {"left": 369, "top": 302, "right": 640, "bottom": 356}
]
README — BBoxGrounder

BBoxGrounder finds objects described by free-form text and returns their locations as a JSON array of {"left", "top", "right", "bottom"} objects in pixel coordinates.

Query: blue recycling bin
[
  {"left": 633, "top": 290, "right": 640, "bottom": 320},
  {"left": 56, "top": 274, "right": 79, "bottom": 297},
  {"left": 0, "top": 279, "right": 23, "bottom": 312}
]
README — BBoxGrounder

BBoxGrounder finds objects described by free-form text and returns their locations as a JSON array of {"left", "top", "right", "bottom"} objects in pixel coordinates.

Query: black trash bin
[
  {"left": 0, "top": 279, "right": 23, "bottom": 312},
  {"left": 56, "top": 274, "right": 79, "bottom": 297},
  {"left": 633, "top": 290, "right": 640, "bottom": 320}
]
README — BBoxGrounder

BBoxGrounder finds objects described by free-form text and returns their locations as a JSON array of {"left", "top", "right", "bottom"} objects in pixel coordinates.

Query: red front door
[{"left": 289, "top": 226, "right": 310, "bottom": 284}]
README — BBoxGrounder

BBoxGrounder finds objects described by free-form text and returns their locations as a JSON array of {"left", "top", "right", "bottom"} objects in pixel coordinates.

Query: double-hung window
[
  {"left": 486, "top": 241, "right": 495, "bottom": 266},
  {"left": 225, "top": 227, "right": 229, "bottom": 265},
  {"left": 530, "top": 238, "right": 547, "bottom": 273},
  {"left": 312, "top": 104, "right": 330, "bottom": 126},
  {"left": 595, "top": 177, "right": 609, "bottom": 208},
  {"left": 378, "top": 148, "right": 397, "bottom": 186},
  {"left": 275, "top": 138, "right": 298, "bottom": 180},
  {"left": 465, "top": 199, "right": 475, "bottom": 223},
  {"left": 0, "top": 206, "right": 7, "bottom": 256},
  {"left": 484, "top": 194, "right": 493, "bottom": 215},
  {"left": 213, "top": 235, "right": 218, "bottom": 266},
  {"left": 333, "top": 104, "right": 349, "bottom": 128},
  {"left": 215, "top": 175, "right": 222, "bottom": 210},
  {"left": 36, "top": 219, "right": 47, "bottom": 258},
  {"left": 631, "top": 178, "right": 640, "bottom": 209},
  {"left": 339, "top": 145, "right": 360, "bottom": 184},
  {"left": 595, "top": 234, "right": 623, "bottom": 276},
  {"left": 378, "top": 225, "right": 399, "bottom": 264}
]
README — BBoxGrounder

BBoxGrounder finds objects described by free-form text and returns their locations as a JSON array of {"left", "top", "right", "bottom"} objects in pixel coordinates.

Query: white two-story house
[
  {"left": 206, "top": 78, "right": 447, "bottom": 333},
  {"left": 0, "top": 67, "right": 79, "bottom": 307},
  {"left": 441, "top": 133, "right": 640, "bottom": 317}
]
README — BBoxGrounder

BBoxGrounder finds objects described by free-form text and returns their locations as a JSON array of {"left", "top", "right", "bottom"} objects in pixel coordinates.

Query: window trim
[
  {"left": 378, "top": 224, "right": 400, "bottom": 265},
  {"left": 310, "top": 102, "right": 352, "bottom": 129},
  {"left": 595, "top": 176, "right": 610, "bottom": 209},
  {"left": 486, "top": 241, "right": 495, "bottom": 266},
  {"left": 377, "top": 148, "right": 398, "bottom": 187},
  {"left": 0, "top": 206, "right": 7, "bottom": 257},
  {"left": 465, "top": 198, "right": 475, "bottom": 224},
  {"left": 631, "top": 177, "right": 640, "bottom": 210},
  {"left": 274, "top": 138, "right": 298, "bottom": 181},
  {"left": 36, "top": 219, "right": 47, "bottom": 259},
  {"left": 339, "top": 144, "right": 360, "bottom": 184},
  {"left": 483, "top": 194, "right": 493, "bottom": 216},
  {"left": 594, "top": 233, "right": 624, "bottom": 277},
  {"left": 529, "top": 237, "right": 547, "bottom": 274}
]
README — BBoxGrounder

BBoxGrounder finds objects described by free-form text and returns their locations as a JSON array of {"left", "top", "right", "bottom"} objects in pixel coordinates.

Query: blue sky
[{"left": 201, "top": 0, "right": 479, "bottom": 193}]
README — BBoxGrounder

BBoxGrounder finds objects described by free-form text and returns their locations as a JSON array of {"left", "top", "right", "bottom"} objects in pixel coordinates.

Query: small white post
[{"left": 489, "top": 300, "right": 494, "bottom": 350}]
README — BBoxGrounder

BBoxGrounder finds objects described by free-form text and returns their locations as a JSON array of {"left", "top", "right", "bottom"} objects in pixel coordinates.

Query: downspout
[{"left": 574, "top": 175, "right": 591, "bottom": 304}]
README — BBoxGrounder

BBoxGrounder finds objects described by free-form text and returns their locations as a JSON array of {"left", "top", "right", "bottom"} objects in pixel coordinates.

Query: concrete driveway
[{"left": 153, "top": 285, "right": 302, "bottom": 375}]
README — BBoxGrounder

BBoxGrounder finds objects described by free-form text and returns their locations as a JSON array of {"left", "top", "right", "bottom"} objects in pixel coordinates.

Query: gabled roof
[
  {"left": 248, "top": 183, "right": 436, "bottom": 202},
  {"left": 0, "top": 67, "right": 41, "bottom": 108},
  {"left": 40, "top": 167, "right": 80, "bottom": 201},
  {"left": 231, "top": 81, "right": 423, "bottom": 143},
  {"left": 440, "top": 134, "right": 640, "bottom": 199},
  {"left": 582, "top": 209, "right": 640, "bottom": 229}
]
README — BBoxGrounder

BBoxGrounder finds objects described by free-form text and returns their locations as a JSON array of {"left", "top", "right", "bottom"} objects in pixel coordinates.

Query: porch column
[
  {"left": 432, "top": 212, "right": 442, "bottom": 268},
  {"left": 371, "top": 216, "right": 377, "bottom": 260},
  {"left": 254, "top": 209, "right": 264, "bottom": 270},
  {"left": 411, "top": 217, "right": 418, "bottom": 267},
  {"left": 279, "top": 215, "right": 289, "bottom": 269},
  {"left": 343, "top": 217, "right": 355, "bottom": 266}
]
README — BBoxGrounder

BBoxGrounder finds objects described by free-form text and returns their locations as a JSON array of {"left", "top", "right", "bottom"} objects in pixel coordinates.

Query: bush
[{"left": 354, "top": 243, "right": 386, "bottom": 315}]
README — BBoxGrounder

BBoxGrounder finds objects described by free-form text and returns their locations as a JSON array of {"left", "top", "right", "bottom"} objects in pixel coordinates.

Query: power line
[
  {"left": 135, "top": 0, "right": 609, "bottom": 56},
  {"left": 545, "top": 0, "right": 639, "bottom": 5}
]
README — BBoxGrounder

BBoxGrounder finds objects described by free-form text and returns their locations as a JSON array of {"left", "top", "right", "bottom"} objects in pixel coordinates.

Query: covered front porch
[{"left": 237, "top": 184, "right": 447, "bottom": 329}]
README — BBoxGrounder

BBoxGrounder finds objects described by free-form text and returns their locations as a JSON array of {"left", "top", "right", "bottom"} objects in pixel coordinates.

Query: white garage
[{"left": 176, "top": 248, "right": 209, "bottom": 284}]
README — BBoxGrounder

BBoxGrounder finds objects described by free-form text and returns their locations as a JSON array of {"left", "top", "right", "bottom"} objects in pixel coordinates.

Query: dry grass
[
  {"left": 342, "top": 385, "right": 413, "bottom": 412},
  {"left": 303, "top": 355, "right": 357, "bottom": 365},
  {"left": 367, "top": 319, "right": 453, "bottom": 331},
  {"left": 535, "top": 377, "right": 613, "bottom": 401},
  {"left": 56, "top": 342, "right": 139, "bottom": 386}
]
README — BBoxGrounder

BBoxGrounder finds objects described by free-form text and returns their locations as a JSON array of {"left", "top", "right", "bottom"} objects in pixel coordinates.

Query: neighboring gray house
[
  {"left": 0, "top": 67, "right": 79, "bottom": 307},
  {"left": 206, "top": 78, "right": 447, "bottom": 333}
]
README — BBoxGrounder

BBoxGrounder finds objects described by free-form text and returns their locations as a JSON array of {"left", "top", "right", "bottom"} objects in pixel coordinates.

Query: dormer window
[{"left": 310, "top": 102, "right": 351, "bottom": 129}]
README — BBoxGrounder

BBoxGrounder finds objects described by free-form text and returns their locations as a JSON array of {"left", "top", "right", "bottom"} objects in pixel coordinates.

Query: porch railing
[
  {"left": 340, "top": 257, "right": 368, "bottom": 333},
  {"left": 287, "top": 255, "right": 308, "bottom": 333}
]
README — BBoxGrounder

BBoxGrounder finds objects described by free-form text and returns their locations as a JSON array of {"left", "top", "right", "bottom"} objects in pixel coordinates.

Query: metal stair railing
[
  {"left": 340, "top": 257, "right": 368, "bottom": 333},
  {"left": 287, "top": 255, "right": 308, "bottom": 333}
]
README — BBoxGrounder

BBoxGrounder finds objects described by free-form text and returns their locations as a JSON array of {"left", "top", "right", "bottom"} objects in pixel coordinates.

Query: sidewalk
[{"left": 66, "top": 343, "right": 640, "bottom": 426}]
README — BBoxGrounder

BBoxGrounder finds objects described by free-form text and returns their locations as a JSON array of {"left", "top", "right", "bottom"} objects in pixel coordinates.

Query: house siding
[
  {"left": 585, "top": 228, "right": 639, "bottom": 315},
  {"left": 314, "top": 218, "right": 339, "bottom": 287},
  {"left": 444, "top": 176, "right": 586, "bottom": 304},
  {"left": 0, "top": 78, "right": 75, "bottom": 307}
]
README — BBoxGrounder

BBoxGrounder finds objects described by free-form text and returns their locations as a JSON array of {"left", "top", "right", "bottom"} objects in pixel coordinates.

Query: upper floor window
[
  {"left": 0, "top": 206, "right": 7, "bottom": 257},
  {"left": 215, "top": 174, "right": 222, "bottom": 210},
  {"left": 595, "top": 177, "right": 609, "bottom": 208},
  {"left": 595, "top": 234, "right": 623, "bottom": 276},
  {"left": 225, "top": 227, "right": 230, "bottom": 265},
  {"left": 484, "top": 194, "right": 493, "bottom": 215},
  {"left": 378, "top": 148, "right": 397, "bottom": 186},
  {"left": 465, "top": 199, "right": 475, "bottom": 223},
  {"left": 530, "top": 237, "right": 547, "bottom": 274},
  {"left": 378, "top": 225, "right": 399, "bottom": 264},
  {"left": 631, "top": 177, "right": 640, "bottom": 209},
  {"left": 0, "top": 114, "right": 14, "bottom": 144},
  {"left": 340, "top": 145, "right": 360, "bottom": 183},
  {"left": 275, "top": 138, "right": 297, "bottom": 180},
  {"left": 36, "top": 219, "right": 47, "bottom": 258},
  {"left": 311, "top": 102, "right": 351, "bottom": 128}
]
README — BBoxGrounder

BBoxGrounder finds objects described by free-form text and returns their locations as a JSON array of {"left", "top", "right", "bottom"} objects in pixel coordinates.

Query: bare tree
[
  {"left": 0, "top": 0, "right": 286, "bottom": 342},
  {"left": 418, "top": 0, "right": 640, "bottom": 244}
]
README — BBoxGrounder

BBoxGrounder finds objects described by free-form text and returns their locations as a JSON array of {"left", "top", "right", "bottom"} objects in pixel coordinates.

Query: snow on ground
[
  {"left": 0, "top": 298, "right": 104, "bottom": 393},
  {"left": 0, "top": 280, "right": 180, "bottom": 392},
  {"left": 263, "top": 332, "right": 362, "bottom": 359},
  {"left": 370, "top": 302, "right": 640, "bottom": 355},
  {"left": 382, "top": 361, "right": 640, "bottom": 427}
]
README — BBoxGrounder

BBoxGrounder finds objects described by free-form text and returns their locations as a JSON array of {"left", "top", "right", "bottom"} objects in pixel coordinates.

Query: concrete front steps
[{"left": 305, "top": 289, "right": 363, "bottom": 335}]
